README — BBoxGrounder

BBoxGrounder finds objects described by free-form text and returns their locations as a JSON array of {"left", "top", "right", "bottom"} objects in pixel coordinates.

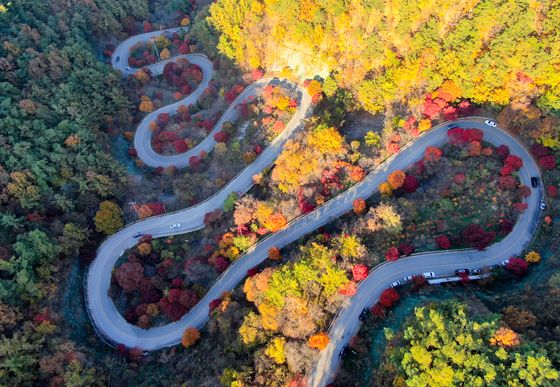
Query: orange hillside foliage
[
  {"left": 490, "top": 327, "right": 520, "bottom": 348},
  {"left": 387, "top": 170, "right": 406, "bottom": 189},
  {"left": 309, "top": 332, "right": 330, "bottom": 350},
  {"left": 181, "top": 327, "right": 201, "bottom": 348}
]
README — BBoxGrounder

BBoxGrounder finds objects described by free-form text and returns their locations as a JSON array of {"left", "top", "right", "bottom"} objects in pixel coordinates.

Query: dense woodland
[{"left": 0, "top": 0, "right": 559, "bottom": 386}]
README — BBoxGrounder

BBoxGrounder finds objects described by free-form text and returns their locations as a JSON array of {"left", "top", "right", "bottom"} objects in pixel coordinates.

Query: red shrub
[
  {"left": 398, "top": 242, "right": 415, "bottom": 256},
  {"left": 213, "top": 256, "right": 230, "bottom": 272},
  {"left": 171, "top": 278, "right": 183, "bottom": 288},
  {"left": 505, "top": 155, "right": 523, "bottom": 170},
  {"left": 517, "top": 185, "right": 531, "bottom": 198},
  {"left": 453, "top": 173, "right": 466, "bottom": 184},
  {"left": 209, "top": 299, "right": 222, "bottom": 314},
  {"left": 385, "top": 247, "right": 399, "bottom": 261},
  {"left": 539, "top": 155, "right": 557, "bottom": 170},
  {"left": 214, "top": 131, "right": 229, "bottom": 143},
  {"left": 247, "top": 268, "right": 259, "bottom": 277},
  {"left": 461, "top": 224, "right": 495, "bottom": 250},
  {"left": 178, "top": 289, "right": 199, "bottom": 309},
  {"left": 547, "top": 185, "right": 558, "bottom": 197},
  {"left": 424, "top": 146, "right": 443, "bottom": 162},
  {"left": 506, "top": 257, "right": 528, "bottom": 276},
  {"left": 496, "top": 145, "right": 510, "bottom": 160},
  {"left": 379, "top": 288, "right": 400, "bottom": 308},
  {"left": 500, "top": 165, "right": 513, "bottom": 176},
  {"left": 513, "top": 202, "right": 528, "bottom": 213},
  {"left": 370, "top": 303, "right": 386, "bottom": 318},
  {"left": 174, "top": 139, "right": 188, "bottom": 153},
  {"left": 352, "top": 264, "right": 369, "bottom": 281},
  {"left": 403, "top": 174, "right": 419, "bottom": 193},
  {"left": 499, "top": 175, "right": 518, "bottom": 190},
  {"left": 530, "top": 144, "right": 551, "bottom": 157},
  {"left": 435, "top": 235, "right": 452, "bottom": 249}
]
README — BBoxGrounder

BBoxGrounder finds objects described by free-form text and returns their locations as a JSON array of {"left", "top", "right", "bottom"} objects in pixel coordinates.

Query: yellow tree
[{"left": 94, "top": 201, "right": 124, "bottom": 235}]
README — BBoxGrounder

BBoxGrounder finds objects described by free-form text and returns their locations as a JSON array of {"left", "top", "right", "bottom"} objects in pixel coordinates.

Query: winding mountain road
[{"left": 87, "top": 29, "right": 544, "bottom": 385}]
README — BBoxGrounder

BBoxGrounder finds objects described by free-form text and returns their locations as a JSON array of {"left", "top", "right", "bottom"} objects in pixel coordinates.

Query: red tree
[
  {"left": 547, "top": 185, "right": 558, "bottom": 197},
  {"left": 398, "top": 242, "right": 415, "bottom": 256},
  {"left": 435, "top": 235, "right": 451, "bottom": 249},
  {"left": 505, "top": 155, "right": 523, "bottom": 171},
  {"left": 352, "top": 264, "right": 369, "bottom": 281},
  {"left": 403, "top": 174, "right": 419, "bottom": 193},
  {"left": 496, "top": 145, "right": 510, "bottom": 160},
  {"left": 385, "top": 247, "right": 399, "bottom": 261},
  {"left": 424, "top": 146, "right": 443, "bottom": 162},
  {"left": 539, "top": 155, "right": 556, "bottom": 170},
  {"left": 506, "top": 257, "right": 528, "bottom": 276},
  {"left": 379, "top": 288, "right": 400, "bottom": 308},
  {"left": 461, "top": 224, "right": 495, "bottom": 250}
]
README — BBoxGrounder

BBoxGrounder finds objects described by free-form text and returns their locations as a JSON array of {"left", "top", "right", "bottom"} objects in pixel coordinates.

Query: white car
[
  {"left": 403, "top": 275, "right": 414, "bottom": 282},
  {"left": 390, "top": 280, "right": 401, "bottom": 288},
  {"left": 501, "top": 258, "right": 510, "bottom": 266},
  {"left": 169, "top": 223, "right": 182, "bottom": 230},
  {"left": 125, "top": 66, "right": 133, "bottom": 72},
  {"left": 422, "top": 271, "right": 436, "bottom": 278},
  {"left": 484, "top": 120, "right": 497, "bottom": 127},
  {"left": 540, "top": 200, "right": 547, "bottom": 210}
]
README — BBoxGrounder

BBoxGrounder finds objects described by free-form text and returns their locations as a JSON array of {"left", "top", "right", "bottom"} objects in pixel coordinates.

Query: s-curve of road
[{"left": 88, "top": 29, "right": 544, "bottom": 386}]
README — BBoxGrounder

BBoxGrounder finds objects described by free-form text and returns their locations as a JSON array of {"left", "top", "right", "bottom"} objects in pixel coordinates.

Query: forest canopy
[{"left": 205, "top": 0, "right": 560, "bottom": 113}]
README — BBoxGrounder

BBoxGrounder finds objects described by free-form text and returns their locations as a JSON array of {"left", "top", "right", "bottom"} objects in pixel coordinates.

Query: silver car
[
  {"left": 390, "top": 280, "right": 401, "bottom": 288},
  {"left": 422, "top": 271, "right": 436, "bottom": 278},
  {"left": 169, "top": 223, "right": 182, "bottom": 230},
  {"left": 484, "top": 120, "right": 497, "bottom": 127},
  {"left": 540, "top": 200, "right": 547, "bottom": 210}
]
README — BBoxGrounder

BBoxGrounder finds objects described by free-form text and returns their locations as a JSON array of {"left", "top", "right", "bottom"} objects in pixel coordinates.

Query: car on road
[
  {"left": 540, "top": 200, "right": 547, "bottom": 210},
  {"left": 471, "top": 268, "right": 482, "bottom": 275},
  {"left": 359, "top": 308, "right": 369, "bottom": 321},
  {"left": 403, "top": 275, "right": 414, "bottom": 282},
  {"left": 501, "top": 258, "right": 510, "bottom": 266},
  {"left": 455, "top": 268, "right": 470, "bottom": 275},
  {"left": 115, "top": 56, "right": 120, "bottom": 63},
  {"left": 531, "top": 177, "right": 539, "bottom": 188},
  {"left": 169, "top": 223, "right": 182, "bottom": 230},
  {"left": 125, "top": 66, "right": 132, "bottom": 71},
  {"left": 484, "top": 120, "right": 497, "bottom": 127},
  {"left": 338, "top": 345, "right": 349, "bottom": 359},
  {"left": 422, "top": 271, "right": 436, "bottom": 278},
  {"left": 390, "top": 280, "right": 401, "bottom": 288},
  {"left": 133, "top": 232, "right": 144, "bottom": 238}
]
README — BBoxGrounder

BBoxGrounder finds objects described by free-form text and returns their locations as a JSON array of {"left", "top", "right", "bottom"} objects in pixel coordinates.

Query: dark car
[
  {"left": 471, "top": 268, "right": 482, "bottom": 275},
  {"left": 531, "top": 177, "right": 538, "bottom": 188},
  {"left": 359, "top": 308, "right": 369, "bottom": 321},
  {"left": 133, "top": 232, "right": 144, "bottom": 238},
  {"left": 338, "top": 345, "right": 349, "bottom": 359},
  {"left": 455, "top": 268, "right": 470, "bottom": 276}
]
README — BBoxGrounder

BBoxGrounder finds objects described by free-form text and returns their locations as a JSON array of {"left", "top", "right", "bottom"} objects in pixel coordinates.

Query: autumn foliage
[
  {"left": 268, "top": 247, "right": 281, "bottom": 260},
  {"left": 181, "top": 327, "right": 201, "bottom": 348},
  {"left": 379, "top": 288, "right": 400, "bottom": 308},
  {"left": 490, "top": 327, "right": 520, "bottom": 348},
  {"left": 308, "top": 332, "right": 330, "bottom": 350},
  {"left": 352, "top": 198, "right": 367, "bottom": 215}
]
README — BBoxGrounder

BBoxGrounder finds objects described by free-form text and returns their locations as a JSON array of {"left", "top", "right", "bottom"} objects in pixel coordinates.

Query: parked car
[
  {"left": 540, "top": 200, "right": 547, "bottom": 210},
  {"left": 422, "top": 271, "right": 436, "bottom": 278},
  {"left": 169, "top": 223, "right": 182, "bottom": 230},
  {"left": 455, "top": 268, "right": 470, "bottom": 275},
  {"left": 359, "top": 308, "right": 369, "bottom": 321},
  {"left": 338, "top": 345, "right": 349, "bottom": 359},
  {"left": 484, "top": 120, "right": 497, "bottom": 127},
  {"left": 471, "top": 268, "right": 482, "bottom": 275},
  {"left": 133, "top": 232, "right": 144, "bottom": 238},
  {"left": 403, "top": 275, "right": 414, "bottom": 282},
  {"left": 501, "top": 258, "right": 510, "bottom": 266},
  {"left": 390, "top": 280, "right": 401, "bottom": 288},
  {"left": 531, "top": 177, "right": 539, "bottom": 188}
]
